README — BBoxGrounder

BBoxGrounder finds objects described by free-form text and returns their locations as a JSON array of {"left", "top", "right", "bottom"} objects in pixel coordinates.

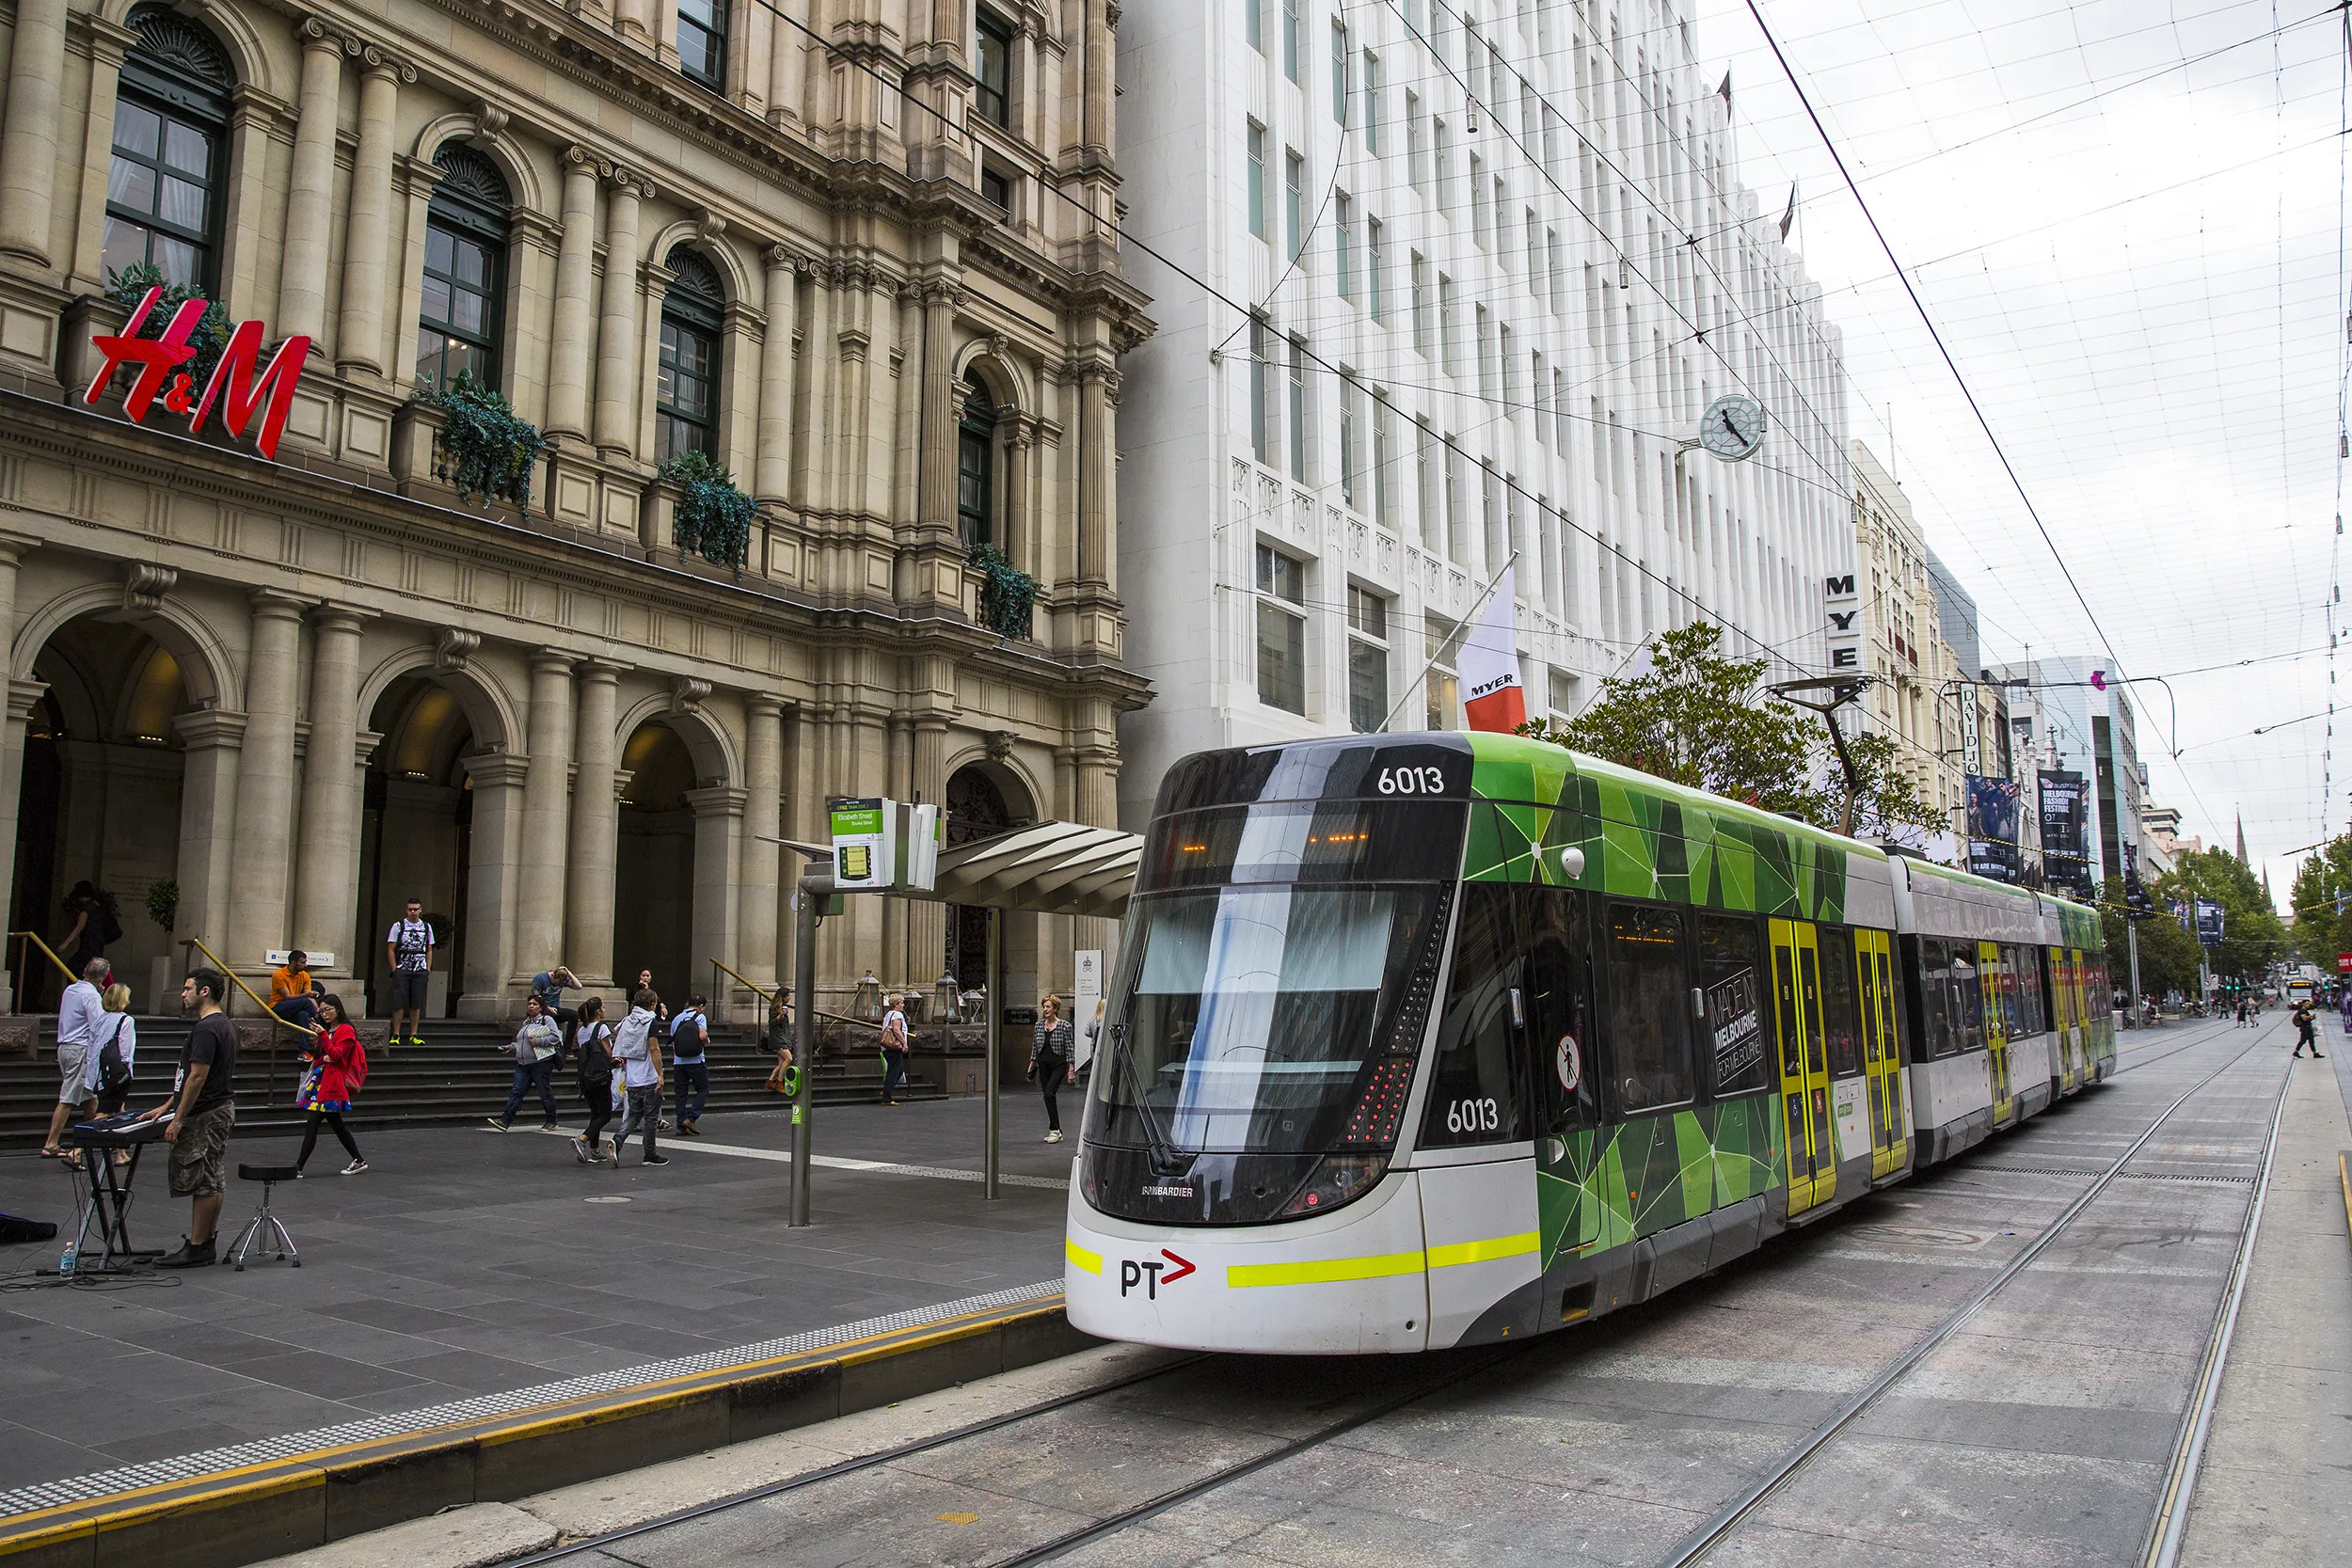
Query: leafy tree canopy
[
  {"left": 2100, "top": 874, "right": 2205, "bottom": 1000},
  {"left": 2150, "top": 847, "right": 2286, "bottom": 984},
  {"left": 1518, "top": 623, "right": 1943, "bottom": 841}
]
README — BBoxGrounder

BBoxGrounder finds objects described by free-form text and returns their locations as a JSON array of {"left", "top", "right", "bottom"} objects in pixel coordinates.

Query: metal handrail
[
  {"left": 9, "top": 929, "right": 78, "bottom": 993},
  {"left": 705, "top": 957, "right": 887, "bottom": 1031},
  {"left": 179, "top": 936, "right": 321, "bottom": 1038}
]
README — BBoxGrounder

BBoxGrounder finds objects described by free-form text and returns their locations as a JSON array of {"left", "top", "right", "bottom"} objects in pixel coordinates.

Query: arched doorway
[
  {"left": 944, "top": 761, "right": 1025, "bottom": 990},
  {"left": 355, "top": 677, "right": 478, "bottom": 1018},
  {"left": 9, "top": 617, "right": 192, "bottom": 1011},
  {"left": 613, "top": 719, "right": 697, "bottom": 1004}
]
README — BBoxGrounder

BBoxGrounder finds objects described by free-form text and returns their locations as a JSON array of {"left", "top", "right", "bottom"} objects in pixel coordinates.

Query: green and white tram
[{"left": 1063, "top": 732, "right": 2114, "bottom": 1354}]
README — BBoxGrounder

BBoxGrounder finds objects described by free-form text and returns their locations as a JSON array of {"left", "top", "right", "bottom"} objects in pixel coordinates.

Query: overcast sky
[{"left": 1692, "top": 0, "right": 2345, "bottom": 912}]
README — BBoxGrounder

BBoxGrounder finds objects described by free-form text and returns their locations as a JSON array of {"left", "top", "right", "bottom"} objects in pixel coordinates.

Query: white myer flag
[{"left": 1456, "top": 565, "right": 1526, "bottom": 732}]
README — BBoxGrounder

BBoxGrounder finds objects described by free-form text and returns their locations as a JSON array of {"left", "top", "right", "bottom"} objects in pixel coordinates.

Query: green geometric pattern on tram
[{"left": 1534, "top": 1096, "right": 1785, "bottom": 1270}]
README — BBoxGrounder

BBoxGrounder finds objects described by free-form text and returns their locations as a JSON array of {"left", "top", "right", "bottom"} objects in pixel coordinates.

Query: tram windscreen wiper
[{"left": 1107, "top": 1022, "right": 1185, "bottom": 1176}]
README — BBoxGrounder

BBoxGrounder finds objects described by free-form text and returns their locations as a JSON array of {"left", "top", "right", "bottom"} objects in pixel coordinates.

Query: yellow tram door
[
  {"left": 2055, "top": 950, "right": 2080, "bottom": 1089},
  {"left": 1770, "top": 919, "right": 1835, "bottom": 1216},
  {"left": 1856, "top": 929, "right": 1907, "bottom": 1179},
  {"left": 1980, "top": 939, "right": 2015, "bottom": 1124}
]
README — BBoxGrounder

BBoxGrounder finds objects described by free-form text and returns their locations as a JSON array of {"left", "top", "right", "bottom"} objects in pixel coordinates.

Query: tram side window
[
  {"left": 1520, "top": 886, "right": 1597, "bottom": 1133},
  {"left": 1950, "top": 943, "right": 1984, "bottom": 1053},
  {"left": 1697, "top": 912, "right": 1769, "bottom": 1097},
  {"left": 1602, "top": 902, "right": 1696, "bottom": 1114},
  {"left": 1817, "top": 930, "right": 1864, "bottom": 1077},
  {"left": 1916, "top": 940, "right": 1952, "bottom": 1058},
  {"left": 2021, "top": 948, "right": 2045, "bottom": 1036},
  {"left": 1420, "top": 883, "right": 1529, "bottom": 1147}
]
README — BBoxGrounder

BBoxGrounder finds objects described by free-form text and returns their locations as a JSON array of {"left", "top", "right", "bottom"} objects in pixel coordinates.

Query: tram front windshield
[{"left": 1093, "top": 797, "right": 1462, "bottom": 1158}]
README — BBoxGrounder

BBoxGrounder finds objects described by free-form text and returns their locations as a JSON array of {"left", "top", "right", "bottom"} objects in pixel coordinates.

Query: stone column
[
  {"left": 459, "top": 753, "right": 529, "bottom": 1013},
  {"left": 516, "top": 653, "right": 575, "bottom": 975},
  {"left": 594, "top": 172, "right": 646, "bottom": 458},
  {"left": 766, "top": 0, "right": 806, "bottom": 125},
  {"left": 684, "top": 785, "right": 745, "bottom": 1011},
  {"left": 0, "top": 0, "right": 68, "bottom": 265},
  {"left": 0, "top": 538, "right": 34, "bottom": 1007},
  {"left": 548, "top": 149, "right": 601, "bottom": 440},
  {"left": 226, "top": 591, "right": 308, "bottom": 975},
  {"left": 916, "top": 282, "right": 958, "bottom": 533},
  {"left": 1005, "top": 424, "right": 1033, "bottom": 577},
  {"left": 737, "top": 697, "right": 784, "bottom": 991},
  {"left": 335, "top": 55, "right": 403, "bottom": 378},
  {"left": 292, "top": 607, "right": 369, "bottom": 974},
  {"left": 906, "top": 715, "right": 948, "bottom": 999},
  {"left": 564, "top": 660, "right": 622, "bottom": 985},
  {"left": 616, "top": 0, "right": 656, "bottom": 51},
  {"left": 755, "top": 245, "right": 800, "bottom": 503},
  {"left": 1077, "top": 368, "right": 1113, "bottom": 587},
  {"left": 66, "top": 16, "right": 138, "bottom": 293},
  {"left": 278, "top": 24, "right": 346, "bottom": 344},
  {"left": 171, "top": 710, "right": 245, "bottom": 978},
  {"left": 1082, "top": 0, "right": 1114, "bottom": 156}
]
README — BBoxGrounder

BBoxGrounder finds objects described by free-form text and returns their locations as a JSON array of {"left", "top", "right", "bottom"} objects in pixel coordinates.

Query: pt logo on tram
[{"left": 1119, "top": 1250, "right": 1197, "bottom": 1298}]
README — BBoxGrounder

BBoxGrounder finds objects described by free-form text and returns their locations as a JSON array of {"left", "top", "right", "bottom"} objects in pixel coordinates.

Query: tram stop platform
[{"left": 0, "top": 1092, "right": 1085, "bottom": 1568}]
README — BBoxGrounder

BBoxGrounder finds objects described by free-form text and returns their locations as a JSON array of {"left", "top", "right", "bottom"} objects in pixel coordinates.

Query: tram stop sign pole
[{"left": 788, "top": 868, "right": 834, "bottom": 1228}]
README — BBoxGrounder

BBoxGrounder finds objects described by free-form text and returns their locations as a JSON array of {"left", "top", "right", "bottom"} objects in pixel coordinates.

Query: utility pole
[{"left": 789, "top": 866, "right": 834, "bottom": 1228}]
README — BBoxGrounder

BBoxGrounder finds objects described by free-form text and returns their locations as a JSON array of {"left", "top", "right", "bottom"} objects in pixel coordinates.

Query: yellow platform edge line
[{"left": 0, "top": 1294, "right": 1068, "bottom": 1553}]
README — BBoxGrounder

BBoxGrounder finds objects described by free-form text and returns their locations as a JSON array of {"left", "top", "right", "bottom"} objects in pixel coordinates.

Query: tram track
[
  {"left": 1650, "top": 1022, "right": 2293, "bottom": 1568},
  {"left": 513, "top": 1023, "right": 2286, "bottom": 1568}
]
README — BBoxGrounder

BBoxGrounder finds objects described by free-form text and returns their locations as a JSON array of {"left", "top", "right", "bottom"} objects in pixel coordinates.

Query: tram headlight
[{"left": 1279, "top": 1153, "right": 1390, "bottom": 1217}]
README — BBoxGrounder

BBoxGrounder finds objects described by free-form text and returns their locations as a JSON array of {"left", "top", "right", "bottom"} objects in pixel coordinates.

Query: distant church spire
[{"left": 2235, "top": 813, "right": 2248, "bottom": 866}]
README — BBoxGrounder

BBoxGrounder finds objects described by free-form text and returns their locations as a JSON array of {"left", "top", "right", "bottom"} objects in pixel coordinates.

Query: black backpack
[
  {"left": 96, "top": 1017, "right": 134, "bottom": 1100},
  {"left": 575, "top": 1023, "right": 612, "bottom": 1086}
]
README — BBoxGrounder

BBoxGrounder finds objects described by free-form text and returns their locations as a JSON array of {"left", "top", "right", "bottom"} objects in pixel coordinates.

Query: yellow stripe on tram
[
  {"left": 1228, "top": 1249, "right": 1427, "bottom": 1288},
  {"left": 1065, "top": 1239, "right": 1104, "bottom": 1275},
  {"left": 1426, "top": 1230, "right": 1539, "bottom": 1269}
]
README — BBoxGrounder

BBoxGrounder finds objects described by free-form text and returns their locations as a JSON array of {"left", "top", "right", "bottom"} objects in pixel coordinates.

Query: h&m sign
[
  {"left": 1823, "top": 574, "right": 1862, "bottom": 671},
  {"left": 84, "top": 287, "right": 310, "bottom": 460}
]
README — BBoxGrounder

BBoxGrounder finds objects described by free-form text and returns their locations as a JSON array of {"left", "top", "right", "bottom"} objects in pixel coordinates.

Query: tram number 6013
[
  {"left": 1377, "top": 766, "right": 1450, "bottom": 796},
  {"left": 1446, "top": 1097, "right": 1501, "bottom": 1135}
]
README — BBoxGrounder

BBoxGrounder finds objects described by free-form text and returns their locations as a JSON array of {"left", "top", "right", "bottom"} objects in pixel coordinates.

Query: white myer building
[{"left": 1114, "top": 0, "right": 1855, "bottom": 826}]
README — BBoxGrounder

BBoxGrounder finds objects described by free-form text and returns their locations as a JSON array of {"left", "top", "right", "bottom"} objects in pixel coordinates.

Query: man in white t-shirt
[
  {"left": 42, "top": 958, "right": 107, "bottom": 1158},
  {"left": 385, "top": 898, "right": 434, "bottom": 1048}
]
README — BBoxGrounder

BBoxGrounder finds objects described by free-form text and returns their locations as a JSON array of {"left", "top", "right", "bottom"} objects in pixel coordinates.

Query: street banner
[
  {"left": 2194, "top": 897, "right": 2225, "bottom": 945},
  {"left": 1458, "top": 565, "right": 1526, "bottom": 732},
  {"left": 2038, "top": 769, "right": 2090, "bottom": 896},
  {"left": 2335, "top": 952, "right": 2351, "bottom": 974},
  {"left": 1967, "top": 774, "right": 2021, "bottom": 882}
]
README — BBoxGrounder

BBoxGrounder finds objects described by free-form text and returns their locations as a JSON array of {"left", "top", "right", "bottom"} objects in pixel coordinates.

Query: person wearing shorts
[
  {"left": 386, "top": 899, "right": 434, "bottom": 1047},
  {"left": 148, "top": 969, "right": 238, "bottom": 1268}
]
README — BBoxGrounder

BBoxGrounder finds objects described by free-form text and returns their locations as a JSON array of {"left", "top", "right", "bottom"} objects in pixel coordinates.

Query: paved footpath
[
  {"left": 0, "top": 1093, "right": 1074, "bottom": 1494},
  {"left": 2176, "top": 1022, "right": 2352, "bottom": 1567}
]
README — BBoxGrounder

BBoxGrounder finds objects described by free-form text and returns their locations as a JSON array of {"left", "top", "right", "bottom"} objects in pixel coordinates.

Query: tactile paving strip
[{"left": 0, "top": 1276, "right": 1060, "bottom": 1518}]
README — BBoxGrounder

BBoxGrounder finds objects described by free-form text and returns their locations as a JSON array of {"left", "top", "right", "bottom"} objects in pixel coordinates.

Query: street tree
[
  {"left": 2157, "top": 847, "right": 2287, "bottom": 986},
  {"left": 2286, "top": 835, "right": 2352, "bottom": 965},
  {"left": 2100, "top": 874, "right": 2204, "bottom": 1001},
  {"left": 1518, "top": 623, "right": 1942, "bottom": 841}
]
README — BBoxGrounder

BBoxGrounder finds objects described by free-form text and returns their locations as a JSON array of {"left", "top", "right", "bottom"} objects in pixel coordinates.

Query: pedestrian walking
[
  {"left": 878, "top": 993, "right": 909, "bottom": 1106},
  {"left": 492, "top": 995, "right": 564, "bottom": 1130},
  {"left": 532, "top": 965, "right": 582, "bottom": 1029},
  {"left": 632, "top": 970, "right": 670, "bottom": 1026},
  {"left": 41, "top": 957, "right": 107, "bottom": 1163},
  {"left": 2293, "top": 998, "right": 2326, "bottom": 1058},
  {"left": 91, "top": 981, "right": 138, "bottom": 1119},
  {"left": 2235, "top": 996, "right": 2251, "bottom": 1028},
  {"left": 612, "top": 990, "right": 668, "bottom": 1165},
  {"left": 146, "top": 969, "right": 237, "bottom": 1269},
  {"left": 569, "top": 997, "right": 616, "bottom": 1165},
  {"left": 1028, "top": 993, "right": 1073, "bottom": 1144},
  {"left": 294, "top": 994, "right": 368, "bottom": 1175},
  {"left": 58, "top": 880, "right": 118, "bottom": 974},
  {"left": 764, "top": 990, "right": 796, "bottom": 1094},
  {"left": 669, "top": 995, "right": 711, "bottom": 1135},
  {"left": 385, "top": 900, "right": 434, "bottom": 1047}
]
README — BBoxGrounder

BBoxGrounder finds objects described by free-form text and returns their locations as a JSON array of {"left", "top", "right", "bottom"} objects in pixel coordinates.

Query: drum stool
[{"left": 227, "top": 1164, "right": 302, "bottom": 1271}]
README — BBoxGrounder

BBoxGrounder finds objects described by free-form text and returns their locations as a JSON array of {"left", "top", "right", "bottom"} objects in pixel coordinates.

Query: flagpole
[{"left": 1377, "top": 551, "right": 1518, "bottom": 734}]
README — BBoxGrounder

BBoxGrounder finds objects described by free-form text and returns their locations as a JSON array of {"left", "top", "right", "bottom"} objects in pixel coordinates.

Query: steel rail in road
[{"left": 1652, "top": 1022, "right": 2293, "bottom": 1568}]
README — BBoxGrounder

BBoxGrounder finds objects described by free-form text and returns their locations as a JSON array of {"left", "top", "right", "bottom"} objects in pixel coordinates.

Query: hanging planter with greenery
[
  {"left": 427, "top": 371, "right": 549, "bottom": 509},
  {"left": 967, "top": 542, "right": 1039, "bottom": 641},
  {"left": 103, "top": 262, "right": 233, "bottom": 392},
  {"left": 658, "top": 450, "right": 755, "bottom": 578}
]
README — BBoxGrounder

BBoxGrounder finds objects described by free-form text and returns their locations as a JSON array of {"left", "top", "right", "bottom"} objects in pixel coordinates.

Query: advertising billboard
[
  {"left": 1967, "top": 774, "right": 2022, "bottom": 882},
  {"left": 2038, "top": 769, "right": 2091, "bottom": 896}
]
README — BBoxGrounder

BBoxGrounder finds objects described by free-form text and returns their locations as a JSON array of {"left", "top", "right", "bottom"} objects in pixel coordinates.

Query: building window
[
  {"left": 1362, "top": 51, "right": 1381, "bottom": 151},
  {"left": 1247, "top": 0, "right": 1264, "bottom": 54},
  {"left": 1247, "top": 120, "right": 1268, "bottom": 240},
  {"left": 1374, "top": 394, "right": 1393, "bottom": 526},
  {"left": 655, "top": 245, "right": 725, "bottom": 462},
  {"left": 1425, "top": 615, "right": 1459, "bottom": 729},
  {"left": 1285, "top": 150, "right": 1305, "bottom": 261},
  {"left": 958, "top": 373, "right": 998, "bottom": 548},
  {"left": 1249, "top": 315, "right": 1275, "bottom": 466},
  {"left": 104, "top": 8, "right": 233, "bottom": 293},
  {"left": 1257, "top": 545, "right": 1307, "bottom": 715},
  {"left": 979, "top": 167, "right": 1011, "bottom": 213},
  {"left": 415, "top": 145, "right": 510, "bottom": 393},
  {"left": 1334, "top": 192, "right": 1353, "bottom": 299},
  {"left": 1282, "top": 0, "right": 1301, "bottom": 82},
  {"left": 1330, "top": 19, "right": 1349, "bottom": 121},
  {"left": 1366, "top": 216, "right": 1384, "bottom": 319},
  {"left": 676, "top": 0, "right": 728, "bottom": 92},
  {"left": 1411, "top": 253, "right": 1428, "bottom": 356},
  {"left": 1287, "top": 336, "right": 1309, "bottom": 482},
  {"left": 1348, "top": 585, "right": 1390, "bottom": 734},
  {"left": 976, "top": 9, "right": 1014, "bottom": 128},
  {"left": 1339, "top": 372, "right": 1361, "bottom": 508}
]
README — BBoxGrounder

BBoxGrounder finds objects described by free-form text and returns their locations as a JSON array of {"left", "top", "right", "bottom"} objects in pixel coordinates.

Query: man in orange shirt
[{"left": 269, "top": 950, "right": 317, "bottom": 1031}]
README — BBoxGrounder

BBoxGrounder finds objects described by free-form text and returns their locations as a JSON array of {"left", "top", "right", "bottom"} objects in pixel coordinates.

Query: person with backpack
[
  {"left": 385, "top": 899, "right": 435, "bottom": 1048},
  {"left": 492, "top": 994, "right": 564, "bottom": 1131},
  {"left": 612, "top": 990, "right": 668, "bottom": 1166},
  {"left": 57, "top": 881, "right": 120, "bottom": 975},
  {"left": 569, "top": 997, "right": 616, "bottom": 1165},
  {"left": 294, "top": 994, "right": 368, "bottom": 1175},
  {"left": 879, "top": 993, "right": 909, "bottom": 1106},
  {"left": 669, "top": 995, "right": 712, "bottom": 1136},
  {"left": 91, "top": 982, "right": 138, "bottom": 1116},
  {"left": 2293, "top": 997, "right": 2326, "bottom": 1059}
]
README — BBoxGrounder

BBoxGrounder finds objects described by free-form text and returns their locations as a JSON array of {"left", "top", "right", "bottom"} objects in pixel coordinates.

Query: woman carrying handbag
[{"left": 294, "top": 995, "right": 368, "bottom": 1176}]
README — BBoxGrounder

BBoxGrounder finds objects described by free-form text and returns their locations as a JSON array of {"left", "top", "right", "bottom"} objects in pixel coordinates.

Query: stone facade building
[
  {"left": 1850, "top": 440, "right": 1963, "bottom": 850},
  {"left": 0, "top": 0, "right": 1147, "bottom": 1020}
]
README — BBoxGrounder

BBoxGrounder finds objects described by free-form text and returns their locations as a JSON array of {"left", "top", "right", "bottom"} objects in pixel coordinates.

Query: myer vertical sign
[{"left": 1824, "top": 574, "right": 1862, "bottom": 671}]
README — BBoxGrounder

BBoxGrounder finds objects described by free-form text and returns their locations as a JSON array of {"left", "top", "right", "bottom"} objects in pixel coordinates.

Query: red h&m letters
[{"left": 84, "top": 287, "right": 311, "bottom": 460}]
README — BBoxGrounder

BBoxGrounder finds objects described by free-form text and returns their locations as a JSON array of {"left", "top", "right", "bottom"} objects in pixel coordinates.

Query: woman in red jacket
[{"left": 295, "top": 994, "right": 369, "bottom": 1176}]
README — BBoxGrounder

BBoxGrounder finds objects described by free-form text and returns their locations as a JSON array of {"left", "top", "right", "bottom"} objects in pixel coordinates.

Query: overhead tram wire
[
  {"left": 1732, "top": 0, "right": 2205, "bottom": 816},
  {"left": 747, "top": 0, "right": 1826, "bottom": 680}
]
